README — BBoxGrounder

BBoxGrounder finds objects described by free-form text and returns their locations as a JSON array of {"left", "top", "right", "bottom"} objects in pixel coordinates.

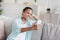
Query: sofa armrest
[{"left": 0, "top": 20, "right": 5, "bottom": 40}]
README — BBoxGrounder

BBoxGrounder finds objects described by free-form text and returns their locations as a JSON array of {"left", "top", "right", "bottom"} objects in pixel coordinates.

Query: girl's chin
[{"left": 26, "top": 17, "right": 30, "bottom": 19}]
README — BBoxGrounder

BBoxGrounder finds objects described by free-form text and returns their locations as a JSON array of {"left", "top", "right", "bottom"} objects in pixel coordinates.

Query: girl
[{"left": 7, "top": 7, "right": 40, "bottom": 40}]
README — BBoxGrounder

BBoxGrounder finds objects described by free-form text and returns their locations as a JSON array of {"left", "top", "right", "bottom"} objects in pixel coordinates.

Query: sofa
[
  {"left": 0, "top": 15, "right": 42, "bottom": 40},
  {"left": 0, "top": 16, "right": 14, "bottom": 40}
]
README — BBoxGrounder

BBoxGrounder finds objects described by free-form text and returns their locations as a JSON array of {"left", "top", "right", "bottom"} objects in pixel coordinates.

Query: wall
[
  {"left": 2, "top": 0, "right": 60, "bottom": 17},
  {"left": 1, "top": 0, "right": 53, "bottom": 18}
]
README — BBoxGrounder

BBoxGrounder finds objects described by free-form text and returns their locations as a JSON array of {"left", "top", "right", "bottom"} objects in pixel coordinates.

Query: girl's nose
[{"left": 26, "top": 14, "right": 29, "bottom": 16}]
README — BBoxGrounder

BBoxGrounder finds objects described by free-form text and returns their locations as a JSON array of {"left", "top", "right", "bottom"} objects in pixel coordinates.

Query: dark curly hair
[{"left": 23, "top": 7, "right": 33, "bottom": 12}]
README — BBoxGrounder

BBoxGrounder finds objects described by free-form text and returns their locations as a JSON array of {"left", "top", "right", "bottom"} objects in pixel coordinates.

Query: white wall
[
  {"left": 2, "top": 0, "right": 37, "bottom": 18},
  {"left": 2, "top": 0, "right": 60, "bottom": 17},
  {"left": 52, "top": 0, "right": 60, "bottom": 9},
  {"left": 2, "top": 4, "right": 24, "bottom": 18}
]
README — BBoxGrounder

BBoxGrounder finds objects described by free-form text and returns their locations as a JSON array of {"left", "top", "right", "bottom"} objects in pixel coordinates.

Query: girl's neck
[{"left": 22, "top": 17, "right": 27, "bottom": 24}]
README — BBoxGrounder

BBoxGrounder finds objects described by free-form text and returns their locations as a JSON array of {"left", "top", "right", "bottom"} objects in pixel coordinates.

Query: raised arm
[{"left": 21, "top": 24, "right": 37, "bottom": 33}]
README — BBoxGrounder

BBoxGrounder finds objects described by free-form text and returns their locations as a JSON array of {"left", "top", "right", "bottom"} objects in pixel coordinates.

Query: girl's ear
[
  {"left": 22, "top": 12, "right": 24, "bottom": 15},
  {"left": 21, "top": 12, "right": 23, "bottom": 17},
  {"left": 22, "top": 13, "right": 23, "bottom": 15}
]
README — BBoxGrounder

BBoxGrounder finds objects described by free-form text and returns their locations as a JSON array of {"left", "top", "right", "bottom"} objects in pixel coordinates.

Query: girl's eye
[
  {"left": 28, "top": 13, "right": 29, "bottom": 14},
  {"left": 29, "top": 13, "right": 32, "bottom": 15}
]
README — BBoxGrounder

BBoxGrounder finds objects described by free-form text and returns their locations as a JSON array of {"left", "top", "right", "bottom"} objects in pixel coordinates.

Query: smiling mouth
[{"left": 26, "top": 16, "right": 30, "bottom": 18}]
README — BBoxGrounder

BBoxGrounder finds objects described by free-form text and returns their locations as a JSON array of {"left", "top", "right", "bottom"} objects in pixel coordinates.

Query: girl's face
[{"left": 22, "top": 9, "right": 33, "bottom": 19}]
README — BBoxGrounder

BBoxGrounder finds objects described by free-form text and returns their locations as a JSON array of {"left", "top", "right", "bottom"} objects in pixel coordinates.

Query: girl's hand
[
  {"left": 32, "top": 14, "right": 38, "bottom": 20},
  {"left": 33, "top": 20, "right": 42, "bottom": 30},
  {"left": 31, "top": 24, "right": 37, "bottom": 30},
  {"left": 31, "top": 24, "right": 40, "bottom": 30}
]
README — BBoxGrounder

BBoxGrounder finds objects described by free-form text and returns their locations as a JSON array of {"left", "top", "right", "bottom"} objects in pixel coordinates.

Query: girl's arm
[
  {"left": 32, "top": 14, "right": 38, "bottom": 20},
  {"left": 21, "top": 14, "right": 39, "bottom": 33},
  {"left": 21, "top": 24, "right": 37, "bottom": 33}
]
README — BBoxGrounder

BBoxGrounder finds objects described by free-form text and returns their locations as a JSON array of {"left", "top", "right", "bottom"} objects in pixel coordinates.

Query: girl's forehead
[
  {"left": 23, "top": 9, "right": 33, "bottom": 14},
  {"left": 25, "top": 9, "right": 32, "bottom": 12}
]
